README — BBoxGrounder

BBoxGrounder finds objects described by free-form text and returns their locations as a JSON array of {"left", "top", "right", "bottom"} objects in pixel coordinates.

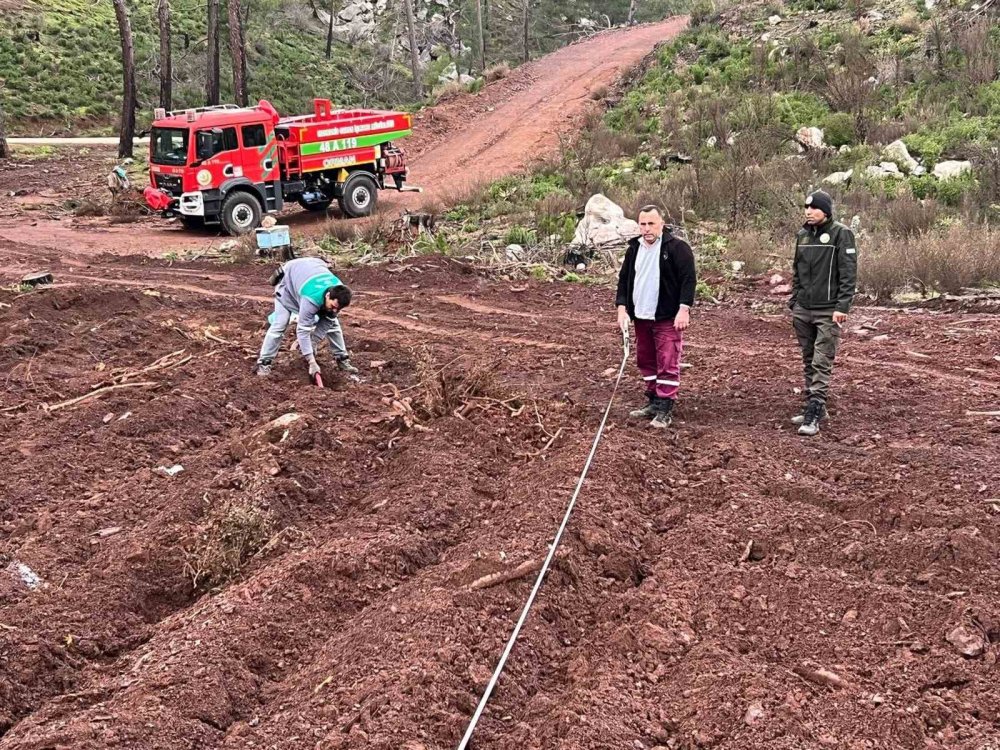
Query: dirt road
[{"left": 0, "top": 19, "right": 685, "bottom": 258}]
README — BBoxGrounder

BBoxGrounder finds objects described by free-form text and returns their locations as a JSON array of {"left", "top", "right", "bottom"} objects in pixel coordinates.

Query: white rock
[
  {"left": 839, "top": 145, "right": 852, "bottom": 154},
  {"left": 823, "top": 169, "right": 854, "bottom": 186},
  {"left": 706, "top": 135, "right": 718, "bottom": 148},
  {"left": 946, "top": 625, "right": 985, "bottom": 657},
  {"left": 885, "top": 140, "right": 919, "bottom": 173},
  {"left": 744, "top": 701, "right": 766, "bottom": 726},
  {"left": 157, "top": 464, "right": 184, "bottom": 477},
  {"left": 769, "top": 14, "right": 782, "bottom": 25},
  {"left": 795, "top": 126, "right": 825, "bottom": 150},
  {"left": 730, "top": 260, "right": 745, "bottom": 274},
  {"left": 505, "top": 244, "right": 525, "bottom": 261},
  {"left": 868, "top": 9, "right": 885, "bottom": 19},
  {"left": 458, "top": 74, "right": 476, "bottom": 85},
  {"left": 865, "top": 163, "right": 903, "bottom": 180},
  {"left": 438, "top": 61, "right": 460, "bottom": 83},
  {"left": 769, "top": 273, "right": 785, "bottom": 286},
  {"left": 571, "top": 194, "right": 640, "bottom": 249},
  {"left": 925, "top": 0, "right": 936, "bottom": 8},
  {"left": 913, "top": 165, "right": 927, "bottom": 176},
  {"left": 575, "top": 262, "right": 587, "bottom": 272},
  {"left": 933, "top": 160, "right": 972, "bottom": 181}
]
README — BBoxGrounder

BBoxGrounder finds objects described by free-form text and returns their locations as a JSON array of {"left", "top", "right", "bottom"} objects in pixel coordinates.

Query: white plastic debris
[{"left": 6, "top": 561, "right": 42, "bottom": 590}]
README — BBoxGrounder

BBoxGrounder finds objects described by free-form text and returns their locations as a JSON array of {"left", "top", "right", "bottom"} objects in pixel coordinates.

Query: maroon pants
[{"left": 634, "top": 319, "right": 683, "bottom": 400}]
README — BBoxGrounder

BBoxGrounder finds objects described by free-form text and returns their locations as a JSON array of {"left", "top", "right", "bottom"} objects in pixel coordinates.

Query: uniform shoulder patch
[{"left": 846, "top": 247, "right": 856, "bottom": 254}]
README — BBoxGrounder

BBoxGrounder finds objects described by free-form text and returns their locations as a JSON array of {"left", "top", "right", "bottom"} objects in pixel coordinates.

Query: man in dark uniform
[{"left": 789, "top": 190, "right": 858, "bottom": 436}]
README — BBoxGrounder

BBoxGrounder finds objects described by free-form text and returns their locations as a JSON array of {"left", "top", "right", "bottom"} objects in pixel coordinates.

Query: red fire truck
[{"left": 143, "top": 98, "right": 416, "bottom": 235}]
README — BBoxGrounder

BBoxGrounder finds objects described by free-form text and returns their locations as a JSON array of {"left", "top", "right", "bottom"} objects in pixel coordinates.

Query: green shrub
[
  {"left": 975, "top": 82, "right": 1000, "bottom": 117},
  {"left": 909, "top": 174, "right": 938, "bottom": 200},
  {"left": 689, "top": 0, "right": 716, "bottom": 27},
  {"left": 903, "top": 132, "right": 944, "bottom": 163},
  {"left": 774, "top": 92, "right": 830, "bottom": 130},
  {"left": 935, "top": 174, "right": 977, "bottom": 207},
  {"left": 822, "top": 112, "right": 856, "bottom": 147},
  {"left": 504, "top": 225, "right": 537, "bottom": 247}
]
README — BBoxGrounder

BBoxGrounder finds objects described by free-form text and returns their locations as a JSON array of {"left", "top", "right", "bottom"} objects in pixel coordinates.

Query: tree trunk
[
  {"left": 402, "top": 0, "right": 424, "bottom": 99},
  {"left": 475, "top": 0, "right": 485, "bottom": 72},
  {"left": 158, "top": 0, "right": 172, "bottom": 110},
  {"left": 325, "top": 0, "right": 338, "bottom": 59},
  {"left": 206, "top": 0, "right": 220, "bottom": 104},
  {"left": 522, "top": 0, "right": 529, "bottom": 63},
  {"left": 628, "top": 0, "right": 637, "bottom": 25},
  {"left": 0, "top": 102, "right": 9, "bottom": 160},
  {"left": 227, "top": 0, "right": 248, "bottom": 106},
  {"left": 112, "top": 0, "right": 136, "bottom": 159}
]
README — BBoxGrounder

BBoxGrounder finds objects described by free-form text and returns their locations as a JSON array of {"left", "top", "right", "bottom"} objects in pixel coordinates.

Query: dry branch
[
  {"left": 96, "top": 349, "right": 189, "bottom": 388},
  {"left": 43, "top": 381, "right": 158, "bottom": 412},
  {"left": 515, "top": 427, "right": 564, "bottom": 459},
  {"left": 469, "top": 551, "right": 569, "bottom": 591},
  {"left": 793, "top": 665, "right": 851, "bottom": 689}
]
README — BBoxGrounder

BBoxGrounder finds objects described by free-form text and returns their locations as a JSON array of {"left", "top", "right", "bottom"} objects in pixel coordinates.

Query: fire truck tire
[
  {"left": 179, "top": 216, "right": 205, "bottom": 230},
  {"left": 338, "top": 173, "right": 378, "bottom": 218},
  {"left": 220, "top": 191, "right": 263, "bottom": 236},
  {"left": 298, "top": 198, "right": 333, "bottom": 212}
]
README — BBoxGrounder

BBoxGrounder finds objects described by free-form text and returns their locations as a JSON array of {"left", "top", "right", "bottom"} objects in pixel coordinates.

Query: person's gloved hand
[{"left": 306, "top": 355, "right": 321, "bottom": 377}]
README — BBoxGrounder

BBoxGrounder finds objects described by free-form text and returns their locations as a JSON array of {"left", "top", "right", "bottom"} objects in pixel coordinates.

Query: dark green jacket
[{"left": 790, "top": 219, "right": 858, "bottom": 313}]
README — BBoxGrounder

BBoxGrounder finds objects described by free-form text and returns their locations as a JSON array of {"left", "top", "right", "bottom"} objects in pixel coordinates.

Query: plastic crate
[{"left": 255, "top": 225, "right": 290, "bottom": 249}]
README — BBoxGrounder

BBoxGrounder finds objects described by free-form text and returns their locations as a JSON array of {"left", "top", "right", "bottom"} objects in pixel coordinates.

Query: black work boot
[
  {"left": 629, "top": 393, "right": 658, "bottom": 420},
  {"left": 798, "top": 400, "right": 824, "bottom": 437},
  {"left": 792, "top": 399, "right": 826, "bottom": 425},
  {"left": 650, "top": 398, "right": 675, "bottom": 429}
]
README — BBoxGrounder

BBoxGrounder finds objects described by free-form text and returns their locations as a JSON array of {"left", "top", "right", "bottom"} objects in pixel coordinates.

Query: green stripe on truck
[{"left": 299, "top": 129, "right": 412, "bottom": 156}]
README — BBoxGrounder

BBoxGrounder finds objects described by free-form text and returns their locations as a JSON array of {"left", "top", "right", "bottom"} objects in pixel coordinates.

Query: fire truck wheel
[
  {"left": 338, "top": 173, "right": 378, "bottom": 218},
  {"left": 220, "top": 191, "right": 263, "bottom": 236}
]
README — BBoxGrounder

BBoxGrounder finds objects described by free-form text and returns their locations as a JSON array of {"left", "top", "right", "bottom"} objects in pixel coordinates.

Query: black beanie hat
[{"left": 805, "top": 190, "right": 834, "bottom": 218}]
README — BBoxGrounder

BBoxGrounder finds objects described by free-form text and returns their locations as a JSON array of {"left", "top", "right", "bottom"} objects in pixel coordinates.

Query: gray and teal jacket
[
  {"left": 790, "top": 219, "right": 858, "bottom": 314},
  {"left": 273, "top": 257, "right": 342, "bottom": 358}
]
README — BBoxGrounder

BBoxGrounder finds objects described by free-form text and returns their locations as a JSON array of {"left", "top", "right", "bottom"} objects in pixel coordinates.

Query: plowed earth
[{"left": 1, "top": 241, "right": 1000, "bottom": 750}]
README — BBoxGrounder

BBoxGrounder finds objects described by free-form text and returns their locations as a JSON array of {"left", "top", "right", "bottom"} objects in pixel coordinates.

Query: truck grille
[{"left": 154, "top": 174, "right": 182, "bottom": 196}]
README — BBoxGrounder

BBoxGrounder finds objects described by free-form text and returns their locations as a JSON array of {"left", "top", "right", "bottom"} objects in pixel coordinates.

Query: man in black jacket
[
  {"left": 789, "top": 190, "right": 858, "bottom": 436},
  {"left": 615, "top": 206, "right": 697, "bottom": 429}
]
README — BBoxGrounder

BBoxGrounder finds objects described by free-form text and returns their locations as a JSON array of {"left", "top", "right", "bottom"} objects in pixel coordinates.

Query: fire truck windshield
[{"left": 151, "top": 127, "right": 190, "bottom": 166}]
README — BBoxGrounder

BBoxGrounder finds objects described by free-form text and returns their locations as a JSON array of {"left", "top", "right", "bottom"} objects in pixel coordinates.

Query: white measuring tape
[{"left": 456, "top": 325, "right": 631, "bottom": 750}]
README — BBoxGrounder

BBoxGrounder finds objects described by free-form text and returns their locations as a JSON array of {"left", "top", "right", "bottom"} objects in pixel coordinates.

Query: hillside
[
  {"left": 0, "top": 0, "right": 684, "bottom": 135},
  {"left": 423, "top": 0, "right": 1000, "bottom": 303}
]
